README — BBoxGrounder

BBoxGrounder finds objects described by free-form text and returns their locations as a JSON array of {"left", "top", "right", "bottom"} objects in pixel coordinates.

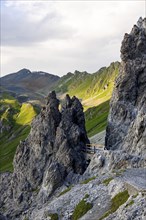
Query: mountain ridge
[
  {"left": 0, "top": 61, "right": 120, "bottom": 109},
  {"left": 0, "top": 17, "right": 146, "bottom": 220},
  {"left": 0, "top": 62, "right": 119, "bottom": 173},
  {"left": 0, "top": 68, "right": 60, "bottom": 101}
]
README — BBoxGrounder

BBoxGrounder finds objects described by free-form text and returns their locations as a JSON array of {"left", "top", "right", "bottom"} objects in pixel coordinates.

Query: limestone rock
[
  {"left": 105, "top": 17, "right": 146, "bottom": 157},
  {"left": 0, "top": 91, "right": 89, "bottom": 219},
  {"left": 84, "top": 150, "right": 146, "bottom": 177}
]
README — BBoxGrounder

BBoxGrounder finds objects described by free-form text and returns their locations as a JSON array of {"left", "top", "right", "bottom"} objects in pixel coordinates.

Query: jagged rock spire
[
  {"left": 2, "top": 92, "right": 89, "bottom": 219},
  {"left": 105, "top": 17, "right": 146, "bottom": 156}
]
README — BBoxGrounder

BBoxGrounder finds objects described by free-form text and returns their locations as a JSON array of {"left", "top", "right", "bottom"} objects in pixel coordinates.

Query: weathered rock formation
[
  {"left": 0, "top": 91, "right": 89, "bottom": 219},
  {"left": 105, "top": 17, "right": 146, "bottom": 157}
]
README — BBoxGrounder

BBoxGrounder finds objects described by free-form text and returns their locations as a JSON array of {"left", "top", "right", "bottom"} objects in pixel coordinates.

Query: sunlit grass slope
[
  {"left": 0, "top": 62, "right": 119, "bottom": 172},
  {"left": 56, "top": 62, "right": 119, "bottom": 137},
  {"left": 16, "top": 103, "right": 37, "bottom": 125},
  {"left": 56, "top": 62, "right": 119, "bottom": 109},
  {"left": 0, "top": 94, "right": 37, "bottom": 172},
  {"left": 85, "top": 100, "right": 110, "bottom": 137}
]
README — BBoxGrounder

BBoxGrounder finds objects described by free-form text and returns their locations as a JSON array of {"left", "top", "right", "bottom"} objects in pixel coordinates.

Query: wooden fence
[{"left": 85, "top": 143, "right": 104, "bottom": 154}]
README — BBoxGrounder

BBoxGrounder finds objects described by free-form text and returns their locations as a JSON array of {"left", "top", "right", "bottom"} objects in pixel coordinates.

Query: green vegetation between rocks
[
  {"left": 103, "top": 177, "right": 113, "bottom": 186},
  {"left": 115, "top": 169, "right": 126, "bottom": 176},
  {"left": 56, "top": 62, "right": 119, "bottom": 138},
  {"left": 58, "top": 186, "right": 72, "bottom": 197},
  {"left": 85, "top": 100, "right": 110, "bottom": 137},
  {"left": 48, "top": 213, "right": 59, "bottom": 220},
  {"left": 72, "top": 194, "right": 92, "bottom": 220},
  {"left": 99, "top": 190, "right": 129, "bottom": 220},
  {"left": 126, "top": 200, "right": 134, "bottom": 207},
  {"left": 81, "top": 176, "right": 96, "bottom": 184}
]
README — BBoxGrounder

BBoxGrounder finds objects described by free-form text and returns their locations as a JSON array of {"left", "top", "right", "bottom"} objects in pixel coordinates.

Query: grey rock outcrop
[
  {"left": 105, "top": 17, "right": 146, "bottom": 156},
  {"left": 0, "top": 91, "right": 89, "bottom": 219}
]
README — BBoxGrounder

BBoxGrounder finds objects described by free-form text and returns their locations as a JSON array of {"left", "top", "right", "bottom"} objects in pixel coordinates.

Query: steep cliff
[
  {"left": 0, "top": 91, "right": 89, "bottom": 219},
  {"left": 105, "top": 17, "right": 146, "bottom": 156}
]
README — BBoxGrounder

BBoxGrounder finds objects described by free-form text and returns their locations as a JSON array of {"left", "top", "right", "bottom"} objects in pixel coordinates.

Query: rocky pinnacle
[
  {"left": 1, "top": 91, "right": 89, "bottom": 219},
  {"left": 105, "top": 17, "right": 146, "bottom": 156}
]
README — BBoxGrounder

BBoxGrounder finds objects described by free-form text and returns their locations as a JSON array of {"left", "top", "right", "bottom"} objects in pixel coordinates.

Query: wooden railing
[{"left": 85, "top": 143, "right": 104, "bottom": 154}]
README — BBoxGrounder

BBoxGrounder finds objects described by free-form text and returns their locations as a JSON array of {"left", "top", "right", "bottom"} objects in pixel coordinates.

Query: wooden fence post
[{"left": 94, "top": 146, "right": 95, "bottom": 154}]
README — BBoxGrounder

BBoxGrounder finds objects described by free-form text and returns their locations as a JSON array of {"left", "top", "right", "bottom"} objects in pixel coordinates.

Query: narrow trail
[{"left": 89, "top": 130, "right": 105, "bottom": 146}]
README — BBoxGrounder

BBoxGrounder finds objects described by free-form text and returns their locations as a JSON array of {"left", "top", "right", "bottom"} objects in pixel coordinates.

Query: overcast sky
[{"left": 1, "top": 0, "right": 145, "bottom": 77}]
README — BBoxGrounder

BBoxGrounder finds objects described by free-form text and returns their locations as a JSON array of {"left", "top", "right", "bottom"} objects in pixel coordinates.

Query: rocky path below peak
[
  {"left": 89, "top": 130, "right": 106, "bottom": 146},
  {"left": 122, "top": 168, "right": 146, "bottom": 193}
]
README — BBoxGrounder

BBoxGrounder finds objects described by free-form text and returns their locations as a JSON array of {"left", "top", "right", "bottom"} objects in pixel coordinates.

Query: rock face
[
  {"left": 105, "top": 17, "right": 146, "bottom": 156},
  {"left": 0, "top": 91, "right": 89, "bottom": 219}
]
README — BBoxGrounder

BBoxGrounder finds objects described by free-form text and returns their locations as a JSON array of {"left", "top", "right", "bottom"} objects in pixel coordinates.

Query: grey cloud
[{"left": 1, "top": 4, "right": 75, "bottom": 46}]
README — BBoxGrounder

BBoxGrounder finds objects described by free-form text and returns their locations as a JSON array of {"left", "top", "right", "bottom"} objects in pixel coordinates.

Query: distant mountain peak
[
  {"left": 0, "top": 69, "right": 60, "bottom": 101},
  {"left": 18, "top": 68, "right": 31, "bottom": 72}
]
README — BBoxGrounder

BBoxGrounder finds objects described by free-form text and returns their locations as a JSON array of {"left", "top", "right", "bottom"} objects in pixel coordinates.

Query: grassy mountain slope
[
  {"left": 55, "top": 62, "right": 119, "bottom": 136},
  {"left": 56, "top": 62, "right": 119, "bottom": 109},
  {"left": 85, "top": 100, "right": 110, "bottom": 137},
  {"left": 0, "top": 94, "right": 38, "bottom": 172},
  {"left": 0, "top": 62, "right": 120, "bottom": 172}
]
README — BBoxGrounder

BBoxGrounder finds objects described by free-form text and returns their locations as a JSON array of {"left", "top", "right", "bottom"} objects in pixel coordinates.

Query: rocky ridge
[
  {"left": 0, "top": 18, "right": 146, "bottom": 220},
  {"left": 0, "top": 91, "right": 89, "bottom": 219},
  {"left": 105, "top": 17, "right": 146, "bottom": 157}
]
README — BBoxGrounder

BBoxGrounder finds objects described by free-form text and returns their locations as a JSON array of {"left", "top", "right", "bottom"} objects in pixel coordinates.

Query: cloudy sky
[{"left": 1, "top": 0, "right": 145, "bottom": 77}]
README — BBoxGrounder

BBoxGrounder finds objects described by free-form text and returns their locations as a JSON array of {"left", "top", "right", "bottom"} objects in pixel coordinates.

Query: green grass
[
  {"left": 55, "top": 62, "right": 119, "bottom": 138},
  {"left": 114, "top": 169, "right": 126, "bottom": 177},
  {"left": 103, "top": 177, "right": 113, "bottom": 186},
  {"left": 72, "top": 194, "right": 92, "bottom": 220},
  {"left": 99, "top": 190, "right": 129, "bottom": 220},
  {"left": 58, "top": 186, "right": 72, "bottom": 197},
  {"left": 0, "top": 125, "right": 31, "bottom": 172},
  {"left": 56, "top": 62, "right": 119, "bottom": 103},
  {"left": 133, "top": 194, "right": 138, "bottom": 198},
  {"left": 126, "top": 200, "right": 134, "bottom": 207},
  {"left": 48, "top": 213, "right": 59, "bottom": 220},
  {"left": 0, "top": 62, "right": 119, "bottom": 172},
  {"left": 85, "top": 100, "right": 110, "bottom": 137},
  {"left": 0, "top": 95, "right": 37, "bottom": 172},
  {"left": 0, "top": 96, "right": 20, "bottom": 109},
  {"left": 16, "top": 103, "right": 37, "bottom": 125},
  {"left": 81, "top": 176, "right": 96, "bottom": 184}
]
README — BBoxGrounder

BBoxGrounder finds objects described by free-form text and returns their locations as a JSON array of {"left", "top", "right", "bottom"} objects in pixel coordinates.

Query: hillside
[
  {"left": 55, "top": 62, "right": 120, "bottom": 109},
  {"left": 0, "top": 17, "right": 145, "bottom": 220},
  {"left": 55, "top": 61, "right": 120, "bottom": 136},
  {"left": 0, "top": 62, "right": 120, "bottom": 173},
  {"left": 85, "top": 100, "right": 110, "bottom": 137},
  {"left": 0, "top": 94, "right": 38, "bottom": 172},
  {"left": 1, "top": 62, "right": 120, "bottom": 108},
  {"left": 0, "top": 62, "right": 120, "bottom": 141},
  {"left": 0, "top": 68, "right": 60, "bottom": 102}
]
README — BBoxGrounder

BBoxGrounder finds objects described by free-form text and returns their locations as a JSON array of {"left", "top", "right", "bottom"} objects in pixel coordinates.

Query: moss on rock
[
  {"left": 72, "top": 194, "right": 92, "bottom": 220},
  {"left": 99, "top": 190, "right": 129, "bottom": 219}
]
